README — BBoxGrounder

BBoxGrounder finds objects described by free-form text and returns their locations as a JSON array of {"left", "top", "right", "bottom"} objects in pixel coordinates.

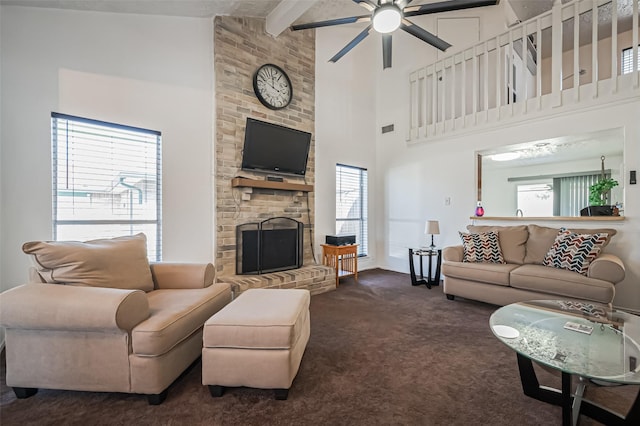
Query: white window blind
[
  {"left": 336, "top": 164, "right": 368, "bottom": 256},
  {"left": 554, "top": 173, "right": 603, "bottom": 216},
  {"left": 51, "top": 112, "right": 162, "bottom": 260},
  {"left": 622, "top": 46, "right": 640, "bottom": 74}
]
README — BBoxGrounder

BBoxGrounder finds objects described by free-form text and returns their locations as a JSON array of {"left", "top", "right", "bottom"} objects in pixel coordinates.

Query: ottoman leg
[
  {"left": 209, "top": 385, "right": 224, "bottom": 398},
  {"left": 274, "top": 388, "right": 289, "bottom": 400}
]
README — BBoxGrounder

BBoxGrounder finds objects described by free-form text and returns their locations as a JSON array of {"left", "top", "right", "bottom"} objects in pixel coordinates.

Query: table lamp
[{"left": 425, "top": 220, "right": 440, "bottom": 250}]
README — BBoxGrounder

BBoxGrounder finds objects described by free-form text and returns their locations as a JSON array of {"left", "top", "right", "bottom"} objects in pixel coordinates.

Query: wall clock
[{"left": 252, "top": 64, "right": 292, "bottom": 110}]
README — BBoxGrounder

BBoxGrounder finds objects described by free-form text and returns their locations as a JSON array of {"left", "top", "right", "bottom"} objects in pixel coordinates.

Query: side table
[
  {"left": 321, "top": 244, "right": 358, "bottom": 287},
  {"left": 408, "top": 248, "right": 442, "bottom": 289}
]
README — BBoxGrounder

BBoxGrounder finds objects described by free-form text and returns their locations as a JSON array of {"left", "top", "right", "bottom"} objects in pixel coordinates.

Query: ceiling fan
[{"left": 291, "top": 0, "right": 500, "bottom": 69}]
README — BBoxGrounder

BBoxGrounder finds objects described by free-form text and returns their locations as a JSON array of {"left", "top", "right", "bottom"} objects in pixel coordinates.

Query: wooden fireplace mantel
[{"left": 231, "top": 177, "right": 313, "bottom": 193}]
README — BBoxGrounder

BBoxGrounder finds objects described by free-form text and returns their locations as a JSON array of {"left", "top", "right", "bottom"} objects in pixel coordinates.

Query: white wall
[
  {"left": 315, "top": 4, "right": 640, "bottom": 311},
  {"left": 0, "top": 4, "right": 3, "bottom": 349},
  {"left": 0, "top": 7, "right": 214, "bottom": 293},
  {"left": 314, "top": 25, "right": 378, "bottom": 270}
]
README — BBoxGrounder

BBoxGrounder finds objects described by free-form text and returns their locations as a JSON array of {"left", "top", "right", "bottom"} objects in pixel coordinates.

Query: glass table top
[{"left": 490, "top": 300, "right": 640, "bottom": 385}]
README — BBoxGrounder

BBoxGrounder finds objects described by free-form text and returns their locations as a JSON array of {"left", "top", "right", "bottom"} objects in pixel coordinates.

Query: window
[
  {"left": 622, "top": 46, "right": 640, "bottom": 74},
  {"left": 335, "top": 164, "right": 368, "bottom": 256},
  {"left": 516, "top": 183, "right": 553, "bottom": 217},
  {"left": 51, "top": 113, "right": 162, "bottom": 260}
]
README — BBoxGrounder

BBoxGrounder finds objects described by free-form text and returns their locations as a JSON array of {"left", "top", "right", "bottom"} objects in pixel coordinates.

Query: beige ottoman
[{"left": 202, "top": 288, "right": 310, "bottom": 400}]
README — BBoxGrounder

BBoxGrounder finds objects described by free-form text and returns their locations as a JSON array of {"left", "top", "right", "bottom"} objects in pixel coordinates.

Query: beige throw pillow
[{"left": 22, "top": 233, "right": 154, "bottom": 292}]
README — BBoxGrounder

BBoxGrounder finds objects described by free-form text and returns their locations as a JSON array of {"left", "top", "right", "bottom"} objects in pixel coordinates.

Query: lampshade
[
  {"left": 425, "top": 220, "right": 440, "bottom": 235},
  {"left": 372, "top": 5, "right": 402, "bottom": 34}
]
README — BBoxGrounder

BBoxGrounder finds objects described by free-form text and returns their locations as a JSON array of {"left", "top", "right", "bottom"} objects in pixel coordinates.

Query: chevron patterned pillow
[
  {"left": 543, "top": 228, "right": 609, "bottom": 275},
  {"left": 459, "top": 231, "right": 506, "bottom": 264}
]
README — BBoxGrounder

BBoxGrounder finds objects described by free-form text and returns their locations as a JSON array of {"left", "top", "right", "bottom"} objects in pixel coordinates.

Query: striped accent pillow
[
  {"left": 459, "top": 231, "right": 506, "bottom": 264},
  {"left": 543, "top": 228, "right": 608, "bottom": 275}
]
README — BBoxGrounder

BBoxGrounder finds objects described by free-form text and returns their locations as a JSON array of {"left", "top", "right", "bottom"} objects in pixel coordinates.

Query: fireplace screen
[{"left": 236, "top": 217, "right": 304, "bottom": 275}]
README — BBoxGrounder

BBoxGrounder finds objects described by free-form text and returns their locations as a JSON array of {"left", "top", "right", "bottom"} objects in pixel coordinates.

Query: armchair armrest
[
  {"left": 149, "top": 262, "right": 216, "bottom": 289},
  {"left": 0, "top": 284, "right": 149, "bottom": 332},
  {"left": 443, "top": 246, "right": 463, "bottom": 262},
  {"left": 588, "top": 253, "right": 625, "bottom": 284}
]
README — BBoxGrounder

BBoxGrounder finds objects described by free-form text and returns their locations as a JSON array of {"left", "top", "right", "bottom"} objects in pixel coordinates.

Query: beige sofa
[
  {"left": 0, "top": 234, "right": 232, "bottom": 404},
  {"left": 442, "top": 225, "right": 625, "bottom": 306}
]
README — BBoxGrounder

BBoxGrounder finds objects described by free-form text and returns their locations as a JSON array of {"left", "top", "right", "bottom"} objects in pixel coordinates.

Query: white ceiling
[
  {"left": 0, "top": 0, "right": 553, "bottom": 22},
  {"left": 479, "top": 127, "right": 624, "bottom": 169},
  {"left": 1, "top": 1, "right": 632, "bottom": 53}
]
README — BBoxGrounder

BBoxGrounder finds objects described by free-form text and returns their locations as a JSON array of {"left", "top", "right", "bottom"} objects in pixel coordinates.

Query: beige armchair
[{"left": 0, "top": 234, "right": 232, "bottom": 404}]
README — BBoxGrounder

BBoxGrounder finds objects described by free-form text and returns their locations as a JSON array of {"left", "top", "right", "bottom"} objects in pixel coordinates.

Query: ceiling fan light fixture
[{"left": 372, "top": 5, "right": 402, "bottom": 34}]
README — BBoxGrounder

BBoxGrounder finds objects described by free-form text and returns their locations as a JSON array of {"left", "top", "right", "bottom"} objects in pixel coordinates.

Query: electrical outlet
[{"left": 445, "top": 197, "right": 451, "bottom": 206}]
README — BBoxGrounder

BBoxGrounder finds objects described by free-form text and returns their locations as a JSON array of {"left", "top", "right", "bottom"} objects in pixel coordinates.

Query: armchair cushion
[
  {"left": 132, "top": 283, "right": 232, "bottom": 356},
  {"left": 22, "top": 233, "right": 154, "bottom": 292}
]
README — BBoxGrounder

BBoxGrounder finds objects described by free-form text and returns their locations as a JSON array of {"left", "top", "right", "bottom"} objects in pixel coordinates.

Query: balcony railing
[{"left": 407, "top": 0, "right": 639, "bottom": 142}]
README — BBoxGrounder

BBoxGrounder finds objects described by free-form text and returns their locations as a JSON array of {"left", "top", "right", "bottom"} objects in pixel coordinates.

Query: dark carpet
[{"left": 1, "top": 269, "right": 637, "bottom": 425}]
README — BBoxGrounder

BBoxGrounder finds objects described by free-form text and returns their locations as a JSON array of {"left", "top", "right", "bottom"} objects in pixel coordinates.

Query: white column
[
  {"left": 592, "top": 0, "right": 599, "bottom": 98},
  {"left": 611, "top": 0, "right": 618, "bottom": 94},
  {"left": 551, "top": 0, "right": 563, "bottom": 106}
]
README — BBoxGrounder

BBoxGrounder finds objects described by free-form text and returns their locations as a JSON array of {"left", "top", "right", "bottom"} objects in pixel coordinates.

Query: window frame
[
  {"left": 51, "top": 112, "right": 162, "bottom": 260},
  {"left": 335, "top": 163, "right": 368, "bottom": 257}
]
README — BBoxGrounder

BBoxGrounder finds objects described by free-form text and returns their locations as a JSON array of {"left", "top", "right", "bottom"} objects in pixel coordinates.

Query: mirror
[{"left": 478, "top": 128, "right": 624, "bottom": 217}]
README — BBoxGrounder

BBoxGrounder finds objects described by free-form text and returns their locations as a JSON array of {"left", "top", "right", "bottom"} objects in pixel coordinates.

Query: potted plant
[{"left": 581, "top": 178, "right": 619, "bottom": 216}]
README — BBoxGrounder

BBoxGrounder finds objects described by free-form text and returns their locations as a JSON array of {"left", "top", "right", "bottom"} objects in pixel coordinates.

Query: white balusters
[{"left": 406, "top": 0, "right": 640, "bottom": 143}]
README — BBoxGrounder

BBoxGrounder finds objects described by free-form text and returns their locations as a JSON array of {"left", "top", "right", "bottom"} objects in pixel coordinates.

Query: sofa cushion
[
  {"left": 525, "top": 225, "right": 617, "bottom": 264},
  {"left": 132, "top": 283, "right": 232, "bottom": 356},
  {"left": 543, "top": 229, "right": 608, "bottom": 275},
  {"left": 510, "top": 264, "right": 614, "bottom": 304},
  {"left": 441, "top": 262, "right": 520, "bottom": 286},
  {"left": 467, "top": 225, "right": 528, "bottom": 264},
  {"left": 22, "top": 233, "right": 154, "bottom": 292},
  {"left": 459, "top": 231, "right": 506, "bottom": 264}
]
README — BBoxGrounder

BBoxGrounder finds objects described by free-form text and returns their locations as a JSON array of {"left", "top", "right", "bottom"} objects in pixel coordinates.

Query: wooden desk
[{"left": 321, "top": 244, "right": 358, "bottom": 287}]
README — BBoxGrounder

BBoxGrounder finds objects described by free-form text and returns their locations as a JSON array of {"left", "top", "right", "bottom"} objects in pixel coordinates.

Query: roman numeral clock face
[{"left": 253, "top": 64, "right": 292, "bottom": 110}]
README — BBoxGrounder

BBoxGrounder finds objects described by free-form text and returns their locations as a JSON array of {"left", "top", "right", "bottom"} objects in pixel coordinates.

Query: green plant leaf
[{"left": 589, "top": 178, "right": 619, "bottom": 206}]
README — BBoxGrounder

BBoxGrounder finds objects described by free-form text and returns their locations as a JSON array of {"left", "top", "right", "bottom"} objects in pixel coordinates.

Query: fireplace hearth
[{"left": 236, "top": 217, "right": 304, "bottom": 275}]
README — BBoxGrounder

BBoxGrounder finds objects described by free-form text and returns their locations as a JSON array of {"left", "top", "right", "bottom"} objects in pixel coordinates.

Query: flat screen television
[{"left": 241, "top": 118, "right": 311, "bottom": 176}]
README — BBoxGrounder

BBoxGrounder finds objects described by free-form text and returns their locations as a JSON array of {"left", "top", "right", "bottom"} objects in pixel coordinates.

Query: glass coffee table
[{"left": 490, "top": 300, "right": 640, "bottom": 426}]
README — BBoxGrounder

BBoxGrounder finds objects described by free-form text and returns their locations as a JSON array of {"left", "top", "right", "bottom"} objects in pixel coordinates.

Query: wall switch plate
[
  {"left": 445, "top": 197, "right": 451, "bottom": 206},
  {"left": 631, "top": 170, "right": 637, "bottom": 185}
]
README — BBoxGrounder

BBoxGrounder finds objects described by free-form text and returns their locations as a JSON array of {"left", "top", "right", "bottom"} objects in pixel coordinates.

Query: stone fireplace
[{"left": 213, "top": 17, "right": 334, "bottom": 295}]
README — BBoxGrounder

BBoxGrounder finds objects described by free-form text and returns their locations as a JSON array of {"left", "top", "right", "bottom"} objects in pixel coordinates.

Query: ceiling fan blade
[
  {"left": 401, "top": 19, "right": 451, "bottom": 52},
  {"left": 382, "top": 34, "right": 392, "bottom": 69},
  {"left": 404, "top": 0, "right": 499, "bottom": 18},
  {"left": 291, "top": 15, "right": 370, "bottom": 31},
  {"left": 352, "top": 0, "right": 377, "bottom": 12},
  {"left": 329, "top": 25, "right": 373, "bottom": 63}
]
